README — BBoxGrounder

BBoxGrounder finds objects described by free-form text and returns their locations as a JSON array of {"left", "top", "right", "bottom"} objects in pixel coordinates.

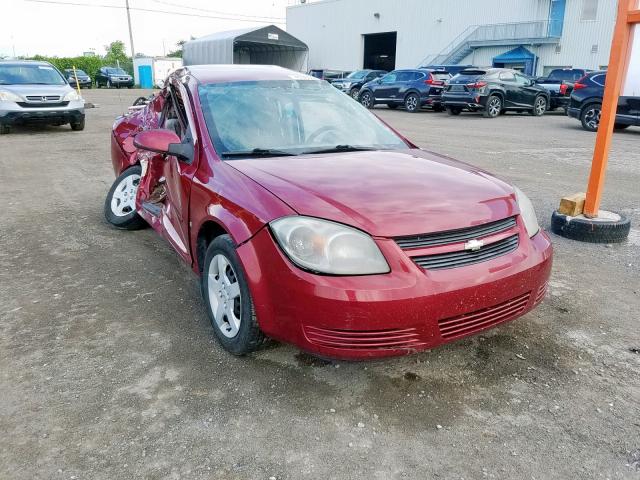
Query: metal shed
[{"left": 183, "top": 25, "right": 308, "bottom": 72}]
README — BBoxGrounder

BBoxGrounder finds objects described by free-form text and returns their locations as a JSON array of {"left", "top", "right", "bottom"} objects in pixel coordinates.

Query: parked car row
[
  {"left": 341, "top": 66, "right": 639, "bottom": 131},
  {"left": 61, "top": 66, "right": 134, "bottom": 89},
  {"left": 353, "top": 67, "right": 551, "bottom": 118}
]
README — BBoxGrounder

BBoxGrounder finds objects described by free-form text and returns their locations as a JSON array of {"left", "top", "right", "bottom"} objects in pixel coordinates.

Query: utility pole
[{"left": 125, "top": 0, "right": 136, "bottom": 59}]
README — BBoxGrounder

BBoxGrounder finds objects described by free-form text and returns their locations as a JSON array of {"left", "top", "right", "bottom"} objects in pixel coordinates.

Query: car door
[
  {"left": 372, "top": 72, "right": 398, "bottom": 101},
  {"left": 136, "top": 81, "right": 200, "bottom": 263},
  {"left": 514, "top": 73, "right": 539, "bottom": 106},
  {"left": 498, "top": 70, "right": 519, "bottom": 107},
  {"left": 391, "top": 71, "right": 414, "bottom": 101}
]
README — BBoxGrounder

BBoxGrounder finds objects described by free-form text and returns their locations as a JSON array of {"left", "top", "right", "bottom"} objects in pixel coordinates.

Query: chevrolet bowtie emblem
[{"left": 464, "top": 239, "right": 484, "bottom": 251}]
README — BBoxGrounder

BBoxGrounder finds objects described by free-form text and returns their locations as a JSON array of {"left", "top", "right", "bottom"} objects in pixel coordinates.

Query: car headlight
[
  {"left": 63, "top": 91, "right": 81, "bottom": 101},
  {"left": 514, "top": 186, "right": 540, "bottom": 237},
  {"left": 0, "top": 90, "right": 22, "bottom": 102},
  {"left": 270, "top": 216, "right": 390, "bottom": 275}
]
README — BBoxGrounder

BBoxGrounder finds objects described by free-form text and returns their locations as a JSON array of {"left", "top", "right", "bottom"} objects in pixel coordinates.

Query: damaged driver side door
[{"left": 135, "top": 81, "right": 199, "bottom": 264}]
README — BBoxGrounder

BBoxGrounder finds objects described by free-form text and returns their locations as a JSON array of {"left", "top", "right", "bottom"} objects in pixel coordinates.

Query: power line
[
  {"left": 23, "top": 0, "right": 286, "bottom": 24},
  {"left": 149, "top": 0, "right": 285, "bottom": 21}
]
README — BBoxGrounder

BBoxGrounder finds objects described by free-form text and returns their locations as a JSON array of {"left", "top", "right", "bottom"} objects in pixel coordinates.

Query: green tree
[{"left": 104, "top": 40, "right": 133, "bottom": 74}]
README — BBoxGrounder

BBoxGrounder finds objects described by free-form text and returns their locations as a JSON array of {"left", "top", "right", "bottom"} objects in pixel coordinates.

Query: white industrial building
[{"left": 286, "top": 0, "right": 616, "bottom": 76}]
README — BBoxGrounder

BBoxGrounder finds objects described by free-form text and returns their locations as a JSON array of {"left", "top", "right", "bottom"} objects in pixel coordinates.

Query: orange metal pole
[
  {"left": 583, "top": 0, "right": 637, "bottom": 217},
  {"left": 628, "top": 10, "right": 640, "bottom": 23}
]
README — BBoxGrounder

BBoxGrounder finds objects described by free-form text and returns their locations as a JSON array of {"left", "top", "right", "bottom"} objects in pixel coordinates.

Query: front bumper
[
  {"left": 0, "top": 100, "right": 85, "bottom": 126},
  {"left": 70, "top": 79, "right": 92, "bottom": 87},
  {"left": 109, "top": 78, "right": 134, "bottom": 87},
  {"left": 237, "top": 224, "right": 553, "bottom": 360}
]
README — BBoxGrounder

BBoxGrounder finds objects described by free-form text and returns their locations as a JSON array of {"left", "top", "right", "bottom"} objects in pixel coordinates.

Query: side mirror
[{"left": 133, "top": 129, "right": 193, "bottom": 162}]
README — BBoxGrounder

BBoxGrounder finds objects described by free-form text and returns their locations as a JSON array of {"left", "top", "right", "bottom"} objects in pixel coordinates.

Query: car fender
[{"left": 403, "top": 88, "right": 422, "bottom": 101}]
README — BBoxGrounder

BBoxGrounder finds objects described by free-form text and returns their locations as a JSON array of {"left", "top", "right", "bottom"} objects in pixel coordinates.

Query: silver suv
[{"left": 0, "top": 60, "right": 85, "bottom": 134}]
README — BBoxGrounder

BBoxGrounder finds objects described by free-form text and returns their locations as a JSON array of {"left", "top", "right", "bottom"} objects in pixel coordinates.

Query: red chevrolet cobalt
[{"left": 105, "top": 65, "right": 552, "bottom": 360}]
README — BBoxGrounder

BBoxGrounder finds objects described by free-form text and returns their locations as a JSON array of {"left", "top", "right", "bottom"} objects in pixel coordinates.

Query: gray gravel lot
[{"left": 1, "top": 88, "right": 639, "bottom": 480}]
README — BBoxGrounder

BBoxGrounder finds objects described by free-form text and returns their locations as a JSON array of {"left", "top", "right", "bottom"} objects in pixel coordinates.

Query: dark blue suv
[
  {"left": 358, "top": 69, "right": 451, "bottom": 112},
  {"left": 567, "top": 71, "right": 640, "bottom": 131}
]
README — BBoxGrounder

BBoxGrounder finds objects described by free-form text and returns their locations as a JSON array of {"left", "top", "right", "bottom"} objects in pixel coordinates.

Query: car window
[
  {"left": 396, "top": 72, "right": 413, "bottom": 82},
  {"left": 347, "top": 71, "right": 368, "bottom": 80},
  {"left": 591, "top": 74, "right": 606, "bottom": 87},
  {"left": 413, "top": 72, "right": 426, "bottom": 81},
  {"left": 380, "top": 73, "right": 397, "bottom": 83},
  {"left": 548, "top": 69, "right": 584, "bottom": 81},
  {"left": 499, "top": 71, "right": 516, "bottom": 82},
  {"left": 0, "top": 63, "right": 66, "bottom": 85},
  {"left": 198, "top": 80, "right": 407, "bottom": 156},
  {"left": 160, "top": 87, "right": 189, "bottom": 141},
  {"left": 514, "top": 74, "right": 530, "bottom": 85},
  {"left": 365, "top": 73, "right": 377, "bottom": 81}
]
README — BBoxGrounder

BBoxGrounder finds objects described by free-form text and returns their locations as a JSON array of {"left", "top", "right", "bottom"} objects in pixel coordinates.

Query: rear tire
[
  {"left": 104, "top": 165, "right": 147, "bottom": 230},
  {"left": 580, "top": 103, "right": 601, "bottom": 132},
  {"left": 531, "top": 95, "right": 547, "bottom": 116},
  {"left": 483, "top": 95, "right": 502, "bottom": 118},
  {"left": 447, "top": 107, "right": 462, "bottom": 116},
  {"left": 404, "top": 93, "right": 420, "bottom": 113},
  {"left": 201, "top": 235, "right": 267, "bottom": 355}
]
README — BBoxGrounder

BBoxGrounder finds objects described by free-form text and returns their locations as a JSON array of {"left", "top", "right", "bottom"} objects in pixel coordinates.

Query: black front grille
[
  {"left": 17, "top": 102, "right": 70, "bottom": 109},
  {"left": 395, "top": 217, "right": 517, "bottom": 249},
  {"left": 412, "top": 234, "right": 519, "bottom": 271}
]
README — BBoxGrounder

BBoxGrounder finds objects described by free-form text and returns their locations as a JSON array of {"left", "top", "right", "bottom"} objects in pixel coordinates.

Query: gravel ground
[{"left": 1, "top": 88, "right": 639, "bottom": 480}]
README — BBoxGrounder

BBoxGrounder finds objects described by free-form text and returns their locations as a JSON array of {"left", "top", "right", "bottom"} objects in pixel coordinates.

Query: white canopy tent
[{"left": 183, "top": 25, "right": 309, "bottom": 72}]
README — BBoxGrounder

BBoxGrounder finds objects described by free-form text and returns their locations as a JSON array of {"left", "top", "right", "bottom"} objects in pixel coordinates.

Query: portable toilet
[{"left": 133, "top": 57, "right": 183, "bottom": 88}]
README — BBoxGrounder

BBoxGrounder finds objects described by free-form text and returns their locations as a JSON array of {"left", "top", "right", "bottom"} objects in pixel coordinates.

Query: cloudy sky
[{"left": 1, "top": 0, "right": 302, "bottom": 58}]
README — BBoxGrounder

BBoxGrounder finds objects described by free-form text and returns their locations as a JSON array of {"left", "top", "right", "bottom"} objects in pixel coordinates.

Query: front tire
[
  {"left": 359, "top": 91, "right": 373, "bottom": 109},
  {"left": 104, "top": 165, "right": 146, "bottom": 230},
  {"left": 70, "top": 117, "right": 85, "bottom": 131},
  {"left": 201, "top": 235, "right": 266, "bottom": 355},
  {"left": 581, "top": 103, "right": 601, "bottom": 132},
  {"left": 349, "top": 87, "right": 359, "bottom": 99},
  {"left": 483, "top": 95, "right": 502, "bottom": 118},
  {"left": 531, "top": 95, "right": 547, "bottom": 116}
]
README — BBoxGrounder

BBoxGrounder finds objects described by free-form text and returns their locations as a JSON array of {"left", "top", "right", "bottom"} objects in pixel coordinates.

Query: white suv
[{"left": 0, "top": 60, "right": 85, "bottom": 134}]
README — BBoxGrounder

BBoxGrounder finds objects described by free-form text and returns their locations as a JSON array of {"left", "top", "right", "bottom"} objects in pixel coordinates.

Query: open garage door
[{"left": 363, "top": 32, "right": 396, "bottom": 71}]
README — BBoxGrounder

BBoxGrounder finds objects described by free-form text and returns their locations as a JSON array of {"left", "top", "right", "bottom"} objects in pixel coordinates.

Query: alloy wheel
[
  {"left": 487, "top": 97, "right": 501, "bottom": 117},
  {"left": 110, "top": 173, "right": 140, "bottom": 217},
  {"left": 405, "top": 95, "right": 418, "bottom": 112},
  {"left": 585, "top": 106, "right": 601, "bottom": 130},
  {"left": 207, "top": 254, "right": 242, "bottom": 338},
  {"left": 350, "top": 88, "right": 359, "bottom": 99},
  {"left": 535, "top": 97, "right": 546, "bottom": 115},
  {"left": 360, "top": 92, "right": 371, "bottom": 108}
]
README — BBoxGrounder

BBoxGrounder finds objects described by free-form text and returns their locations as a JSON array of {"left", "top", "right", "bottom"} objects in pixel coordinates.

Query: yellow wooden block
[{"left": 558, "top": 193, "right": 586, "bottom": 217}]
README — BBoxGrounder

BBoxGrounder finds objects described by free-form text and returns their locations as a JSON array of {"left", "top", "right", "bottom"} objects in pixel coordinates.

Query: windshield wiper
[
  {"left": 221, "top": 148, "right": 298, "bottom": 158},
  {"left": 305, "top": 145, "right": 377, "bottom": 154}
]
